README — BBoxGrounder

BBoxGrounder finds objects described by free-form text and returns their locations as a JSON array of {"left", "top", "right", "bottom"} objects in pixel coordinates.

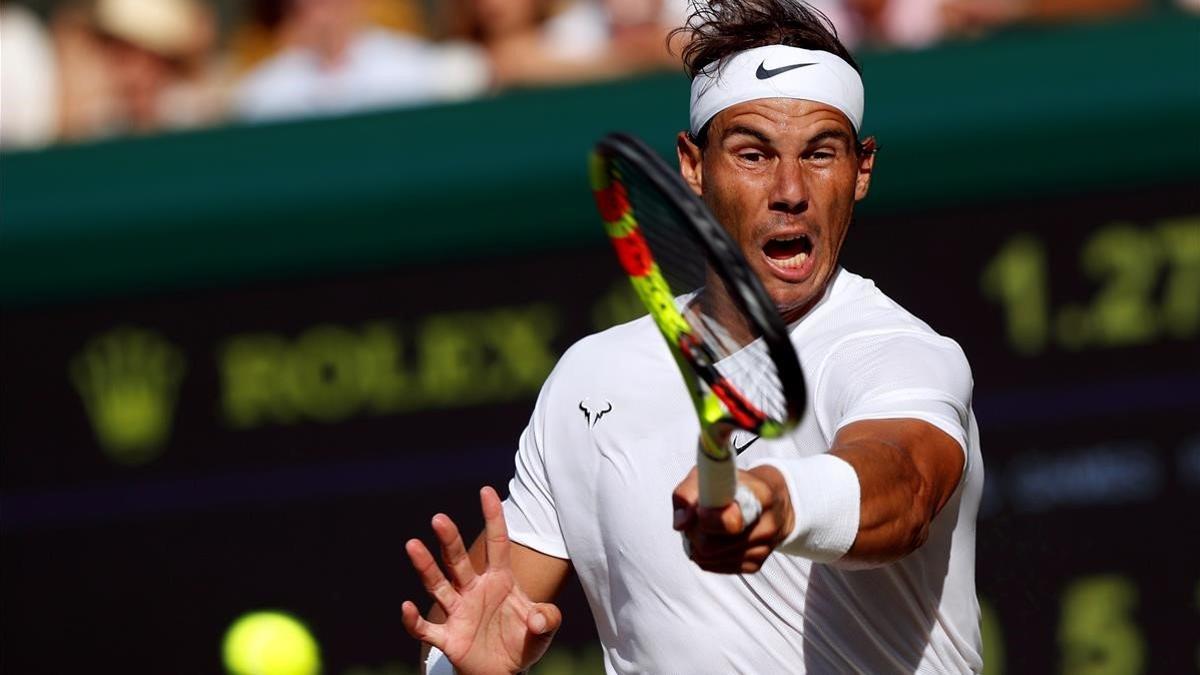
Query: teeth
[{"left": 772, "top": 251, "right": 808, "bottom": 269}]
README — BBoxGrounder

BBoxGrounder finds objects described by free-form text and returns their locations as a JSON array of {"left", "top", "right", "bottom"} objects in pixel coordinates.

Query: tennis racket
[{"left": 588, "top": 132, "right": 807, "bottom": 529}]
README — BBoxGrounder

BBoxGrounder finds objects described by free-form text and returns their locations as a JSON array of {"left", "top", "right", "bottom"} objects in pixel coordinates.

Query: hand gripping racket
[{"left": 589, "top": 132, "right": 807, "bottom": 529}]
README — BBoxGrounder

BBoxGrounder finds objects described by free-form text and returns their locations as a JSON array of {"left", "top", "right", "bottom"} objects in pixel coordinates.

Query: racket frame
[{"left": 589, "top": 132, "right": 807, "bottom": 515}]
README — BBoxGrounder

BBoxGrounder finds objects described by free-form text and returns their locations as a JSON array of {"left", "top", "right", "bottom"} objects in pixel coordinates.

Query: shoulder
[
  {"left": 802, "top": 270, "right": 968, "bottom": 363},
  {"left": 546, "top": 314, "right": 665, "bottom": 387},
  {"left": 559, "top": 313, "right": 663, "bottom": 364},
  {"left": 807, "top": 269, "right": 938, "bottom": 337},
  {"left": 801, "top": 270, "right": 973, "bottom": 406},
  {"left": 821, "top": 330, "right": 972, "bottom": 395}
]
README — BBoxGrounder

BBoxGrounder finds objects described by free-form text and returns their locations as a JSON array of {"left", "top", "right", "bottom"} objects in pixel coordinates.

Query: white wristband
[
  {"left": 748, "top": 453, "right": 861, "bottom": 562},
  {"left": 425, "top": 645, "right": 456, "bottom": 675}
]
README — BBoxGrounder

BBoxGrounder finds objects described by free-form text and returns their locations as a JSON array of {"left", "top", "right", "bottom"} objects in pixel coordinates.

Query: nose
[{"left": 769, "top": 159, "right": 807, "bottom": 215}]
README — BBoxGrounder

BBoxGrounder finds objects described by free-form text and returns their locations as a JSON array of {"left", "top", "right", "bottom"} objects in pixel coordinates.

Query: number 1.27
[{"left": 981, "top": 217, "right": 1200, "bottom": 356}]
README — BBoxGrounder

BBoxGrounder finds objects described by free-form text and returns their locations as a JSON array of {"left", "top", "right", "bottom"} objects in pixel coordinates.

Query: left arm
[{"left": 673, "top": 417, "right": 965, "bottom": 573}]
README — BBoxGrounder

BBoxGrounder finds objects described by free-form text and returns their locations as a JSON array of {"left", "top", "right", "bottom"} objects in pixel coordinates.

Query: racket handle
[{"left": 697, "top": 445, "right": 763, "bottom": 530}]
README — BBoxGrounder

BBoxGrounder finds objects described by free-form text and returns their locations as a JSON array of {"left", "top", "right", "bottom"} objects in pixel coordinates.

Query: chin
[
  {"left": 768, "top": 286, "right": 816, "bottom": 319},
  {"left": 769, "top": 268, "right": 836, "bottom": 322}
]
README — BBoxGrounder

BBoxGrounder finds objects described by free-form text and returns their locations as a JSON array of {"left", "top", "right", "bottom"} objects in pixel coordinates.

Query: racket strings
[
  {"left": 686, "top": 301, "right": 786, "bottom": 419},
  {"left": 714, "top": 344, "right": 789, "bottom": 423}
]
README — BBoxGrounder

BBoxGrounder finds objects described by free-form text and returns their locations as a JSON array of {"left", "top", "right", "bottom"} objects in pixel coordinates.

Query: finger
[
  {"left": 682, "top": 530, "right": 747, "bottom": 558},
  {"left": 690, "top": 543, "right": 773, "bottom": 567},
  {"left": 673, "top": 504, "right": 695, "bottom": 532},
  {"left": 683, "top": 524, "right": 772, "bottom": 563},
  {"left": 480, "top": 486, "right": 510, "bottom": 571},
  {"left": 431, "top": 513, "right": 477, "bottom": 587},
  {"left": 683, "top": 533, "right": 755, "bottom": 563},
  {"left": 401, "top": 600, "right": 446, "bottom": 646},
  {"left": 742, "top": 514, "right": 787, "bottom": 551},
  {"left": 696, "top": 503, "right": 744, "bottom": 535},
  {"left": 693, "top": 559, "right": 745, "bottom": 575},
  {"left": 694, "top": 558, "right": 768, "bottom": 575},
  {"left": 740, "top": 558, "right": 769, "bottom": 574},
  {"left": 672, "top": 467, "right": 700, "bottom": 508},
  {"left": 690, "top": 545, "right": 773, "bottom": 575},
  {"left": 405, "top": 538, "right": 459, "bottom": 612},
  {"left": 672, "top": 468, "right": 699, "bottom": 531}
]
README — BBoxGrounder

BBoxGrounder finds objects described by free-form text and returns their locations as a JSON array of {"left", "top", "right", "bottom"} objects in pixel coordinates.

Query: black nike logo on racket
[
  {"left": 755, "top": 61, "right": 817, "bottom": 79},
  {"left": 732, "top": 435, "right": 759, "bottom": 454}
]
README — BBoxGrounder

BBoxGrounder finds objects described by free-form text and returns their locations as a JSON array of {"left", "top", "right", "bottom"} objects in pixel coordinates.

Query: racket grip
[
  {"left": 697, "top": 446, "right": 762, "bottom": 530},
  {"left": 697, "top": 447, "right": 737, "bottom": 507}
]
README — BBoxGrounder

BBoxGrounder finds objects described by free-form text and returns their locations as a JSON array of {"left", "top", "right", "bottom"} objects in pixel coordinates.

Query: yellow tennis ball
[{"left": 222, "top": 611, "right": 322, "bottom": 675}]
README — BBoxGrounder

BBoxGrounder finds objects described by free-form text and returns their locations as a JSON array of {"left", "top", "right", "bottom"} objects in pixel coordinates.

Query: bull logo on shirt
[{"left": 579, "top": 398, "right": 613, "bottom": 428}]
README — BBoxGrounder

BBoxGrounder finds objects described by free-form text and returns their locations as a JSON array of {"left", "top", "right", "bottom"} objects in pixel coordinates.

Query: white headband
[{"left": 689, "top": 45, "right": 864, "bottom": 136}]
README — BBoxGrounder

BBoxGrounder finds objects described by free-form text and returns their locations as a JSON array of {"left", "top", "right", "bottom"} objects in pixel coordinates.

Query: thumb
[
  {"left": 526, "top": 602, "right": 562, "bottom": 637},
  {"left": 519, "top": 603, "right": 563, "bottom": 668}
]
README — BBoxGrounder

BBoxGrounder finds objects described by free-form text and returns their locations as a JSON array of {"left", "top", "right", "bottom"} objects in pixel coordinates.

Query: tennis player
[{"left": 403, "top": 1, "right": 983, "bottom": 672}]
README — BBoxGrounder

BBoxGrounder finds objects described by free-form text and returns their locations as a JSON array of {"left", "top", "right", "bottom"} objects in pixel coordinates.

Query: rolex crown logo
[{"left": 70, "top": 326, "right": 186, "bottom": 466}]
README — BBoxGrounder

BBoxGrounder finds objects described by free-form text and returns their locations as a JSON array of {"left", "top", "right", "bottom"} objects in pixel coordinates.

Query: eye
[
  {"left": 738, "top": 150, "right": 766, "bottom": 163},
  {"left": 804, "top": 148, "right": 838, "bottom": 165}
]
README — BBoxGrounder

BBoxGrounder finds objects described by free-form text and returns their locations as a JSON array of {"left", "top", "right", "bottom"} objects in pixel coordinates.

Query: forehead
[{"left": 709, "top": 98, "right": 855, "bottom": 140}]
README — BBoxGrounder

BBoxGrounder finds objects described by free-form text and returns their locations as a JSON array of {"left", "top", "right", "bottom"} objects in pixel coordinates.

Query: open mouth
[{"left": 762, "top": 234, "right": 813, "bottom": 270}]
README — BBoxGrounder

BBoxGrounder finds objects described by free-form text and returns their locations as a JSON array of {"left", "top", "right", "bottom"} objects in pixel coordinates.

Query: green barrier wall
[{"left": 1, "top": 13, "right": 1197, "bottom": 306}]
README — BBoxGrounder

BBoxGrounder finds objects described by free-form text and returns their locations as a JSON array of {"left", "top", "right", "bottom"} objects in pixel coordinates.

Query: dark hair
[{"left": 672, "top": 0, "right": 862, "bottom": 148}]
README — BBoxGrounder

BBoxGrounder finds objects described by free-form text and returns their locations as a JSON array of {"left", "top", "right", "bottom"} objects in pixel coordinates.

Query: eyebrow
[
  {"left": 807, "top": 129, "right": 854, "bottom": 147},
  {"left": 722, "top": 125, "right": 773, "bottom": 145},
  {"left": 721, "top": 126, "right": 855, "bottom": 148}
]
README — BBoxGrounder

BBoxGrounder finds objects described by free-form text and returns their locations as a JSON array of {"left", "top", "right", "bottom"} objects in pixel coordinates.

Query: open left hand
[
  {"left": 401, "top": 487, "right": 561, "bottom": 675},
  {"left": 671, "top": 465, "right": 795, "bottom": 574}
]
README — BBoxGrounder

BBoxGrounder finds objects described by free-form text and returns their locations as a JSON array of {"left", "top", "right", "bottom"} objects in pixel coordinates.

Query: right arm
[{"left": 404, "top": 487, "right": 571, "bottom": 675}]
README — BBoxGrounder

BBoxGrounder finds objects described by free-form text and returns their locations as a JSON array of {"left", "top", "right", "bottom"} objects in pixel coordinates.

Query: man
[{"left": 402, "top": 1, "right": 983, "bottom": 672}]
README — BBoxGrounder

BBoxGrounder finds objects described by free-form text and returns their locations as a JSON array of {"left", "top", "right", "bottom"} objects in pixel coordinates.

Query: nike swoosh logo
[
  {"left": 733, "top": 435, "right": 759, "bottom": 454},
  {"left": 755, "top": 61, "right": 817, "bottom": 79}
]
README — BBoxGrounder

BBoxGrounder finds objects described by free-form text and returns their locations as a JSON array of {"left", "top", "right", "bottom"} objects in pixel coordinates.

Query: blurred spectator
[
  {"left": 232, "top": 0, "right": 489, "bottom": 122},
  {"left": 943, "top": 0, "right": 1149, "bottom": 45},
  {"left": 54, "top": 0, "right": 224, "bottom": 140},
  {"left": 230, "top": 0, "right": 429, "bottom": 73},
  {"left": 449, "top": 0, "right": 686, "bottom": 89},
  {"left": 6, "top": 0, "right": 1166, "bottom": 147},
  {"left": 816, "top": 0, "right": 1149, "bottom": 49},
  {"left": 0, "top": 2, "right": 60, "bottom": 148}
]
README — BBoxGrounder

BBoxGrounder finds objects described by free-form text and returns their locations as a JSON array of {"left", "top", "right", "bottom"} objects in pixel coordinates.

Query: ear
[
  {"left": 677, "top": 131, "right": 704, "bottom": 197},
  {"left": 854, "top": 136, "right": 877, "bottom": 202}
]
